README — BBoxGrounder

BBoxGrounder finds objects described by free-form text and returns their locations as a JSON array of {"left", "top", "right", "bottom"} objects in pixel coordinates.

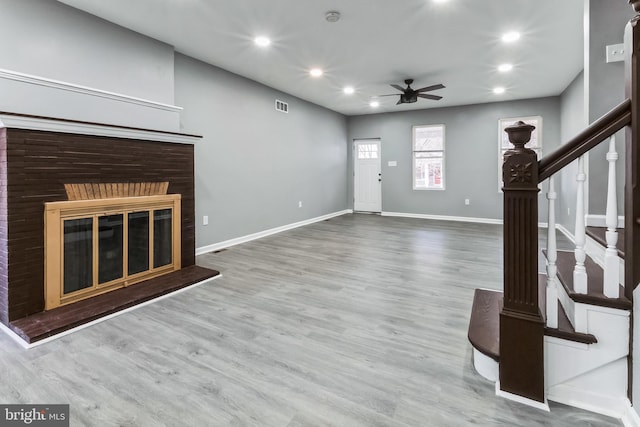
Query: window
[
  {"left": 357, "top": 143, "right": 379, "bottom": 159},
  {"left": 498, "top": 116, "right": 542, "bottom": 191},
  {"left": 413, "top": 124, "right": 445, "bottom": 190}
]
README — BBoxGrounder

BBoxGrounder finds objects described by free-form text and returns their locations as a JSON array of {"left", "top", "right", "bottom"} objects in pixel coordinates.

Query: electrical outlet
[
  {"left": 298, "top": 201, "right": 302, "bottom": 208},
  {"left": 465, "top": 199, "right": 470, "bottom": 205},
  {"left": 203, "top": 215, "right": 208, "bottom": 226}
]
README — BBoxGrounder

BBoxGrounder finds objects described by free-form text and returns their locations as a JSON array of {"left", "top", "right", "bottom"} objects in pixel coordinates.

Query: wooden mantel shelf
[{"left": 0, "top": 111, "right": 202, "bottom": 144}]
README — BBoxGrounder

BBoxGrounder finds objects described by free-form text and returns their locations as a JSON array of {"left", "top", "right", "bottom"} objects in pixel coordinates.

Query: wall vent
[{"left": 275, "top": 99, "right": 289, "bottom": 113}]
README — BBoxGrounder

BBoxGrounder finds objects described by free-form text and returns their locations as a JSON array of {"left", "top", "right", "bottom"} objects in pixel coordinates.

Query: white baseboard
[
  {"left": 622, "top": 400, "right": 640, "bottom": 427},
  {"left": 556, "top": 224, "right": 576, "bottom": 244},
  {"left": 586, "top": 214, "right": 625, "bottom": 228},
  {"left": 196, "top": 209, "right": 353, "bottom": 255},
  {"left": 381, "top": 211, "right": 503, "bottom": 225},
  {"left": 548, "top": 383, "right": 629, "bottom": 421},
  {"left": 495, "top": 381, "right": 550, "bottom": 412},
  {"left": 0, "top": 275, "right": 222, "bottom": 349}
]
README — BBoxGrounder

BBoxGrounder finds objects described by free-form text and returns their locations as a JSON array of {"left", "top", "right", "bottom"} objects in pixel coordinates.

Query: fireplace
[
  {"left": 0, "top": 112, "right": 221, "bottom": 343},
  {"left": 44, "top": 183, "right": 182, "bottom": 309}
]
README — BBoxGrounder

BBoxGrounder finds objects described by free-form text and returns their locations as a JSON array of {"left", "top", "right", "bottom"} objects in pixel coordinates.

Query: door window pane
[
  {"left": 357, "top": 143, "right": 379, "bottom": 159},
  {"left": 153, "top": 209, "right": 173, "bottom": 268},
  {"left": 128, "top": 211, "right": 149, "bottom": 275},
  {"left": 63, "top": 218, "right": 93, "bottom": 294},
  {"left": 98, "top": 214, "right": 123, "bottom": 284}
]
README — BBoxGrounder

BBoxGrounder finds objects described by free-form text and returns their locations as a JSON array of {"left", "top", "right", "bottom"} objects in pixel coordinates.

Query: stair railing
[
  {"left": 500, "top": 99, "right": 631, "bottom": 403},
  {"left": 499, "top": 0, "right": 640, "bottom": 406}
]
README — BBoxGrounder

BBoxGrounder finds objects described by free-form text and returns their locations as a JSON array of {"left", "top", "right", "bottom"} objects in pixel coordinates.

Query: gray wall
[
  {"left": 586, "top": 0, "right": 633, "bottom": 214},
  {"left": 2, "top": 0, "right": 349, "bottom": 250},
  {"left": 0, "top": 0, "right": 179, "bottom": 130},
  {"left": 347, "top": 97, "right": 561, "bottom": 221},
  {"left": 558, "top": 71, "right": 585, "bottom": 231},
  {"left": 174, "top": 54, "right": 348, "bottom": 248}
]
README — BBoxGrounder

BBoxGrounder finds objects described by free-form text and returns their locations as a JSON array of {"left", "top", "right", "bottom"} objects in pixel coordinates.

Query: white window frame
[
  {"left": 498, "top": 116, "right": 542, "bottom": 192},
  {"left": 412, "top": 124, "right": 445, "bottom": 191}
]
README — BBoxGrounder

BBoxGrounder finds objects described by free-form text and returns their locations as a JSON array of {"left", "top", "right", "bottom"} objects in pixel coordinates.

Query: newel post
[{"left": 500, "top": 121, "right": 545, "bottom": 403}]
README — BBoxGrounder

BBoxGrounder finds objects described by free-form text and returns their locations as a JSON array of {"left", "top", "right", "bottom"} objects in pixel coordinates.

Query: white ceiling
[{"left": 57, "top": 0, "right": 584, "bottom": 116}]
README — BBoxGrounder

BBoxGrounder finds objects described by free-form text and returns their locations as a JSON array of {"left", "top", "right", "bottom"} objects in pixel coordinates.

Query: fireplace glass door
[{"left": 46, "top": 195, "right": 181, "bottom": 309}]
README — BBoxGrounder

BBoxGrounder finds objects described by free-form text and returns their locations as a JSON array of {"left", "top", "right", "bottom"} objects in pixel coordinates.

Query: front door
[{"left": 354, "top": 139, "right": 382, "bottom": 212}]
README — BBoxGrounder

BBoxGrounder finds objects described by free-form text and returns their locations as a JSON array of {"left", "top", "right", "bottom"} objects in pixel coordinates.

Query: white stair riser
[
  {"left": 546, "top": 358, "right": 628, "bottom": 420},
  {"left": 546, "top": 305, "right": 629, "bottom": 388}
]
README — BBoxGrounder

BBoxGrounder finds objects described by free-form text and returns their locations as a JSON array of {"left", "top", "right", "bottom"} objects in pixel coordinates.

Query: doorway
[{"left": 353, "top": 139, "right": 382, "bottom": 213}]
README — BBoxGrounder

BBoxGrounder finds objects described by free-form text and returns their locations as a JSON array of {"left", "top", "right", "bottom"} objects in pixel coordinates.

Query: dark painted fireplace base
[{"left": 9, "top": 265, "right": 219, "bottom": 344}]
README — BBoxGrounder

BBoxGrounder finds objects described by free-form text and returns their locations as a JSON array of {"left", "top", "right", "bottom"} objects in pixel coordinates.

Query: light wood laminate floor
[{"left": 0, "top": 214, "right": 621, "bottom": 426}]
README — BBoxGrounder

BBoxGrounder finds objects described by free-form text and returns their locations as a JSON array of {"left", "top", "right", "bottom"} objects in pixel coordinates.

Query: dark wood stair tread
[
  {"left": 10, "top": 265, "right": 220, "bottom": 343},
  {"left": 586, "top": 226, "right": 625, "bottom": 259},
  {"left": 538, "top": 273, "right": 596, "bottom": 344},
  {"left": 468, "top": 288, "right": 502, "bottom": 361},
  {"left": 550, "top": 250, "right": 631, "bottom": 310}
]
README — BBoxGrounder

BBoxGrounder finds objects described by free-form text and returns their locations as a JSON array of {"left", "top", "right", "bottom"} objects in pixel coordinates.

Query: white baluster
[
  {"left": 574, "top": 156, "right": 588, "bottom": 294},
  {"left": 546, "top": 176, "right": 558, "bottom": 328},
  {"left": 604, "top": 135, "right": 620, "bottom": 298}
]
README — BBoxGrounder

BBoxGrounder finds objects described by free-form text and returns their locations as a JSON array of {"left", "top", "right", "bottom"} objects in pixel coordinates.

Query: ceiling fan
[{"left": 379, "top": 79, "right": 445, "bottom": 105}]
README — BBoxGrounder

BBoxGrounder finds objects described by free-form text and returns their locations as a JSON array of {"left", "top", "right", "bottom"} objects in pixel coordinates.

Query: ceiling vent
[{"left": 275, "top": 99, "right": 289, "bottom": 113}]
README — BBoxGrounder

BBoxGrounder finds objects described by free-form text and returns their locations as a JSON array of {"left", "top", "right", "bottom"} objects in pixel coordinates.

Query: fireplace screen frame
[{"left": 44, "top": 194, "right": 182, "bottom": 310}]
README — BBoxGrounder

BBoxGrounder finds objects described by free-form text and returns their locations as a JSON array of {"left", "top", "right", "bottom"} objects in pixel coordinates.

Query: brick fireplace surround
[{"left": 0, "top": 112, "right": 219, "bottom": 344}]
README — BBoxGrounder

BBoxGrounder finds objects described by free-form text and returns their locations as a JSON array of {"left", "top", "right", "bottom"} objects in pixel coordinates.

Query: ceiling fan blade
[
  {"left": 416, "top": 83, "right": 445, "bottom": 93},
  {"left": 390, "top": 84, "right": 405, "bottom": 92},
  {"left": 418, "top": 94, "right": 443, "bottom": 100},
  {"left": 378, "top": 94, "right": 400, "bottom": 97}
]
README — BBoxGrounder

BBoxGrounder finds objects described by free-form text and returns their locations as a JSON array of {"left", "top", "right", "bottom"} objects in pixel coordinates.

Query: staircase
[{"left": 467, "top": 4, "right": 640, "bottom": 420}]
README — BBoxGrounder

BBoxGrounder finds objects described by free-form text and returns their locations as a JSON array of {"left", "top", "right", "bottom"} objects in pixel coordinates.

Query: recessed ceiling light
[
  {"left": 498, "top": 63, "right": 513, "bottom": 72},
  {"left": 433, "top": 0, "right": 450, "bottom": 3},
  {"left": 310, "top": 68, "right": 323, "bottom": 77},
  {"left": 369, "top": 100, "right": 380, "bottom": 108},
  {"left": 493, "top": 87, "right": 506, "bottom": 94},
  {"left": 254, "top": 36, "right": 271, "bottom": 47},
  {"left": 343, "top": 86, "right": 355, "bottom": 95},
  {"left": 501, "top": 32, "right": 521, "bottom": 43}
]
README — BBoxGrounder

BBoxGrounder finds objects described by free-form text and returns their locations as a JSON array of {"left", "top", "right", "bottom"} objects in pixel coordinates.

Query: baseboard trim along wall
[
  {"left": 0, "top": 68, "right": 182, "bottom": 112},
  {"left": 586, "top": 214, "right": 625, "bottom": 228},
  {"left": 381, "top": 211, "right": 503, "bottom": 225},
  {"left": 196, "top": 209, "right": 353, "bottom": 255}
]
